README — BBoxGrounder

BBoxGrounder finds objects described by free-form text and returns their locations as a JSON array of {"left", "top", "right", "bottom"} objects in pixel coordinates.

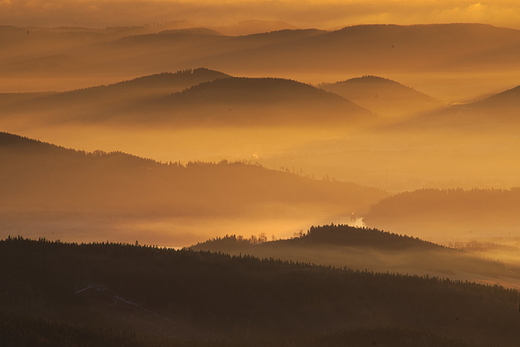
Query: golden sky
[{"left": 1, "top": 0, "right": 519, "bottom": 29}]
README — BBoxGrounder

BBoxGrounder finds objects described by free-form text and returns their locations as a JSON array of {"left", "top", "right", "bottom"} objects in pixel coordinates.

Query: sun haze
[
  {"left": 3, "top": 1, "right": 520, "bottom": 346},
  {"left": 1, "top": 0, "right": 519, "bottom": 29}
]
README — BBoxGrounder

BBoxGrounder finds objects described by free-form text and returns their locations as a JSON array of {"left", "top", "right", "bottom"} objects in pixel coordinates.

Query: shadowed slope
[
  {"left": 319, "top": 75, "right": 442, "bottom": 118},
  {"left": 391, "top": 84, "right": 520, "bottom": 131},
  {"left": 470, "top": 85, "right": 520, "bottom": 110},
  {"left": 139, "top": 77, "right": 374, "bottom": 127},
  {"left": 0, "top": 132, "right": 387, "bottom": 244},
  {"left": 0, "top": 73, "right": 373, "bottom": 128},
  {"left": 0, "top": 68, "right": 230, "bottom": 112},
  {"left": 1, "top": 237, "right": 518, "bottom": 346}
]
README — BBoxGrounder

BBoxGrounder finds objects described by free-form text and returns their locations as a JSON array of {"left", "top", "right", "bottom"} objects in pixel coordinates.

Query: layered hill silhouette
[
  {"left": 117, "top": 27, "right": 225, "bottom": 47},
  {"left": 0, "top": 68, "right": 230, "bottom": 114},
  {"left": 390, "top": 84, "right": 520, "bottom": 131},
  {"left": 184, "top": 23, "right": 520, "bottom": 74},
  {"left": 1, "top": 237, "right": 518, "bottom": 346},
  {"left": 191, "top": 224, "right": 520, "bottom": 288},
  {"left": 139, "top": 77, "right": 373, "bottom": 127},
  {"left": 0, "top": 73, "right": 374, "bottom": 128},
  {"left": 3, "top": 23, "right": 520, "bottom": 79},
  {"left": 319, "top": 75, "right": 442, "bottom": 118},
  {"left": 0, "top": 132, "right": 387, "bottom": 243}
]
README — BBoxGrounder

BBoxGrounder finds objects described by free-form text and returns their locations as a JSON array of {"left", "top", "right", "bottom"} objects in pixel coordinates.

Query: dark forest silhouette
[{"left": 1, "top": 236, "right": 517, "bottom": 346}]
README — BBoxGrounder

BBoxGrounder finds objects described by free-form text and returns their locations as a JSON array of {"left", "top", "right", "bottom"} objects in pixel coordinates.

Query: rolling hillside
[
  {"left": 140, "top": 77, "right": 374, "bottom": 127},
  {"left": 188, "top": 23, "right": 520, "bottom": 74},
  {"left": 390, "top": 84, "right": 520, "bottom": 131},
  {"left": 191, "top": 224, "right": 520, "bottom": 289},
  {"left": 319, "top": 75, "right": 442, "bottom": 118},
  {"left": 0, "top": 68, "right": 230, "bottom": 114},
  {"left": 0, "top": 74, "right": 374, "bottom": 128},
  {"left": 0, "top": 132, "right": 387, "bottom": 244},
  {"left": 3, "top": 23, "right": 520, "bottom": 81}
]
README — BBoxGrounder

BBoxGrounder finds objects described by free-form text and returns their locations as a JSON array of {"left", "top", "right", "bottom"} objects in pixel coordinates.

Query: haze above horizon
[{"left": 2, "top": 0, "right": 520, "bottom": 30}]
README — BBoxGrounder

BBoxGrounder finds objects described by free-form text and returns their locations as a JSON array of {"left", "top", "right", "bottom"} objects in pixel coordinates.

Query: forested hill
[
  {"left": 283, "top": 223, "right": 439, "bottom": 249},
  {"left": 191, "top": 224, "right": 520, "bottom": 289},
  {"left": 109, "top": 68, "right": 230, "bottom": 90},
  {"left": 0, "top": 132, "right": 387, "bottom": 217},
  {"left": 193, "top": 224, "right": 441, "bottom": 251},
  {"left": 1, "top": 237, "right": 518, "bottom": 346}
]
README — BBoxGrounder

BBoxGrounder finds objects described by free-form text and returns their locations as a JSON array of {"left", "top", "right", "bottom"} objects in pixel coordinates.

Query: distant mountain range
[
  {"left": 1, "top": 66, "right": 517, "bottom": 130},
  {"left": 0, "top": 71, "right": 375, "bottom": 127},
  {"left": 2, "top": 23, "right": 520, "bottom": 78},
  {"left": 178, "top": 23, "right": 520, "bottom": 74}
]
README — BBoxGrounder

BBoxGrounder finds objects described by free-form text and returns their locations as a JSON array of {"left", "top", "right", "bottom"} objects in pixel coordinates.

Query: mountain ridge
[
  {"left": 0, "top": 132, "right": 388, "bottom": 245},
  {"left": 319, "top": 75, "right": 442, "bottom": 117},
  {"left": 190, "top": 224, "right": 520, "bottom": 290}
]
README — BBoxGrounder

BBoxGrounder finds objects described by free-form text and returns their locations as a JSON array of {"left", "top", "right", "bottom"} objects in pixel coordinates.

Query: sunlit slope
[
  {"left": 319, "top": 75, "right": 442, "bottom": 118},
  {"left": 0, "top": 132, "right": 387, "bottom": 243},
  {"left": 2, "top": 238, "right": 519, "bottom": 346},
  {"left": 191, "top": 224, "right": 520, "bottom": 289},
  {"left": 364, "top": 188, "right": 520, "bottom": 243}
]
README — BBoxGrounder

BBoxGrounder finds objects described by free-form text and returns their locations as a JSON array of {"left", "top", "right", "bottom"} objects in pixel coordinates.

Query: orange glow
[{"left": 0, "top": 1, "right": 519, "bottom": 29}]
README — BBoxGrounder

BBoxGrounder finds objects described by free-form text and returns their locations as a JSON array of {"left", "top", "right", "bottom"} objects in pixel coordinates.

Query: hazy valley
[{"left": 2, "top": 12, "right": 520, "bottom": 347}]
